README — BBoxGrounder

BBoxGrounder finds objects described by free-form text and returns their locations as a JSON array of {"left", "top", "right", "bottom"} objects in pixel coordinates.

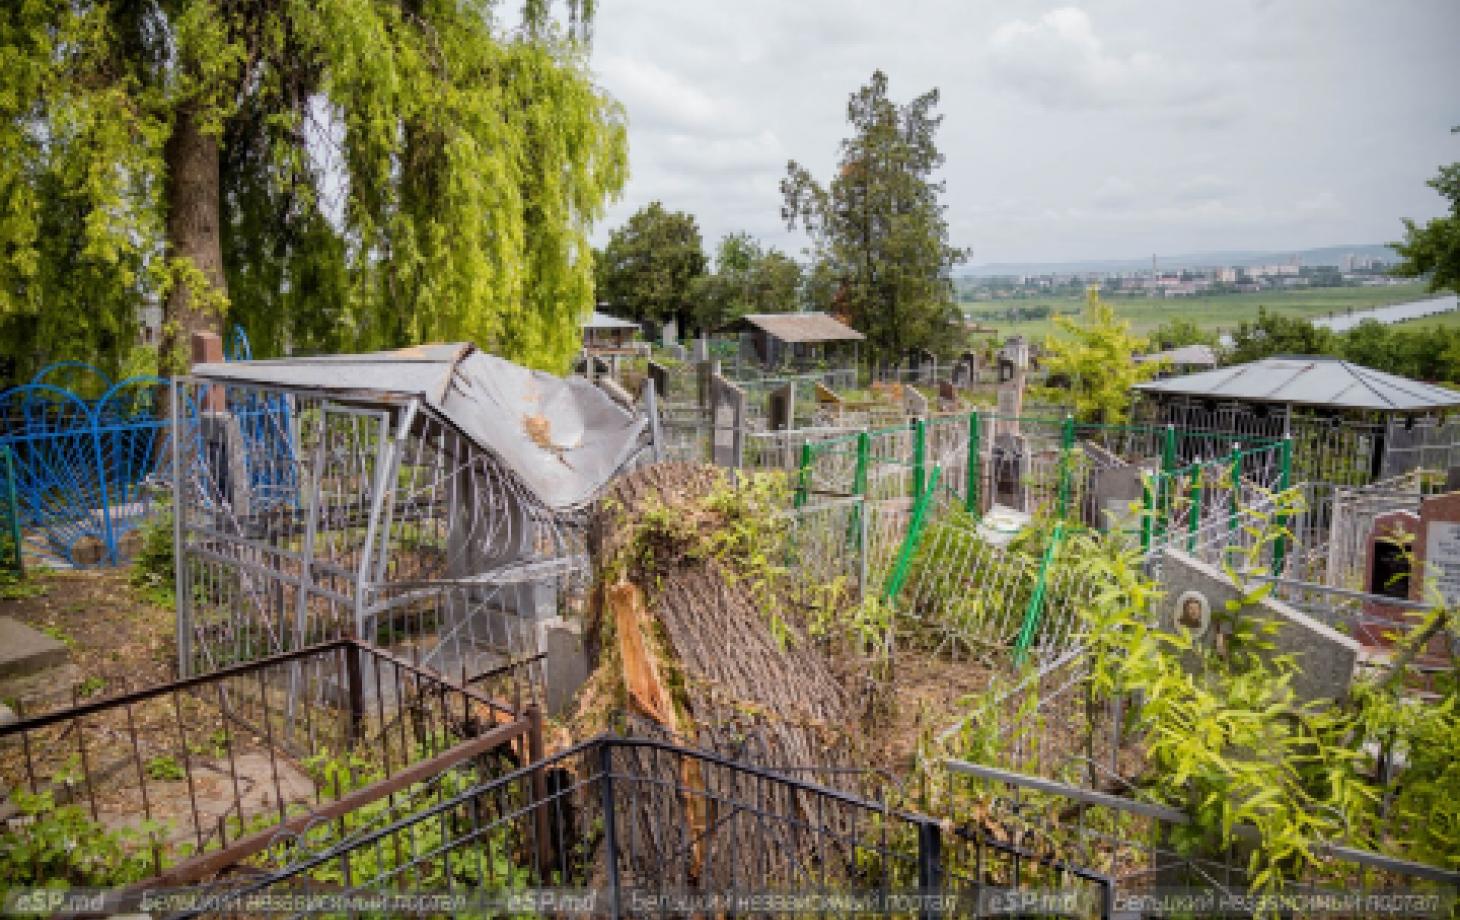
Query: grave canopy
[
  {"left": 1134, "top": 356, "right": 1460, "bottom": 412},
  {"left": 192, "top": 343, "right": 646, "bottom": 510}
]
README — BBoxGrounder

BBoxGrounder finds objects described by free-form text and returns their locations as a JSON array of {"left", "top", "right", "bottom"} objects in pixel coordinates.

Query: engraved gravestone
[
  {"left": 1158, "top": 549, "right": 1358, "bottom": 702},
  {"left": 938, "top": 379, "right": 957, "bottom": 407},
  {"left": 1416, "top": 492, "right": 1460, "bottom": 608}
]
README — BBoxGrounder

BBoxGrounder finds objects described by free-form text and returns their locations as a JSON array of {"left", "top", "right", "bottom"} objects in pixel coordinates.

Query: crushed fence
[{"left": 172, "top": 375, "right": 591, "bottom": 685}]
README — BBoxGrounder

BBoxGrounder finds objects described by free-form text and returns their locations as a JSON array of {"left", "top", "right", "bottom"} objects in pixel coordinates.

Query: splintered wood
[{"left": 577, "top": 462, "right": 861, "bottom": 888}]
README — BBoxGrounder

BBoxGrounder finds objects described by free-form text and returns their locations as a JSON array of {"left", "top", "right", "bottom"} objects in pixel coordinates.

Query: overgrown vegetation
[{"left": 936, "top": 488, "right": 1460, "bottom": 892}]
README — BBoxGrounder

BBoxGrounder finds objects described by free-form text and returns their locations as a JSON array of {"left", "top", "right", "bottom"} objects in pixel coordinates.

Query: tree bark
[{"left": 160, "top": 104, "right": 227, "bottom": 373}]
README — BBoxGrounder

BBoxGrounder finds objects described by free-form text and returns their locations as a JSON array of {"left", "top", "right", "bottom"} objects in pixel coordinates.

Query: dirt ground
[{"left": 0, "top": 567, "right": 176, "bottom": 713}]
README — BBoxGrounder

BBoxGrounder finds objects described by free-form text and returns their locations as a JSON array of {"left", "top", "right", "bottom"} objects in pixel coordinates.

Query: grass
[{"left": 962, "top": 282, "right": 1433, "bottom": 342}]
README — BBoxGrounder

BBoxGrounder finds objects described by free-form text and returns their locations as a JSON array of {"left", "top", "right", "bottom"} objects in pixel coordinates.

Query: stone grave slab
[
  {"left": 0, "top": 616, "right": 69, "bottom": 680},
  {"left": 1158, "top": 549, "right": 1358, "bottom": 702}
]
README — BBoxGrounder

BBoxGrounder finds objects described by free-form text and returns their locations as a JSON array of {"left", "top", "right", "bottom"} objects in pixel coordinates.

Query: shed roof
[
  {"left": 582, "top": 311, "right": 639, "bottom": 331},
  {"left": 191, "top": 343, "right": 646, "bottom": 510},
  {"left": 717, "top": 312, "right": 864, "bottom": 343},
  {"left": 1133, "top": 356, "right": 1460, "bottom": 412}
]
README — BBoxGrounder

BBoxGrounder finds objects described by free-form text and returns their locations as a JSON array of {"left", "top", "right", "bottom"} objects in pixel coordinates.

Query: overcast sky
[{"left": 587, "top": 0, "right": 1460, "bottom": 267}]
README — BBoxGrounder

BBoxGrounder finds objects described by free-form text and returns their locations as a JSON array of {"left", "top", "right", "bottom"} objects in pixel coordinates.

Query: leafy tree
[
  {"left": 1394, "top": 126, "right": 1460, "bottom": 296},
  {"left": 1039, "top": 287, "right": 1157, "bottom": 423},
  {"left": 1, "top": 1, "right": 626, "bottom": 376},
  {"left": 1150, "top": 317, "right": 1217, "bottom": 351},
  {"left": 1226, "top": 307, "right": 1339, "bottom": 364},
  {"left": 692, "top": 232, "right": 802, "bottom": 330},
  {"left": 782, "top": 70, "right": 967, "bottom": 366},
  {"left": 596, "top": 201, "right": 707, "bottom": 332}
]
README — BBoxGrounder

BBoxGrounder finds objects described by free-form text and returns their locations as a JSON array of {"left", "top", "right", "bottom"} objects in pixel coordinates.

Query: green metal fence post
[
  {"left": 912, "top": 418, "right": 927, "bottom": 500},
  {"left": 1, "top": 446, "right": 21, "bottom": 576},
  {"left": 1057, "top": 414, "right": 1076, "bottom": 521},
  {"left": 795, "top": 442, "right": 812, "bottom": 508},
  {"left": 850, "top": 431, "right": 870, "bottom": 550},
  {"left": 965, "top": 411, "right": 980, "bottom": 514},
  {"left": 884, "top": 465, "right": 942, "bottom": 604},
  {"left": 1273, "top": 436, "right": 1293, "bottom": 575},
  {"left": 1186, "top": 473, "right": 1202, "bottom": 554},
  {"left": 1140, "top": 474, "right": 1154, "bottom": 555},
  {"left": 1156, "top": 424, "right": 1177, "bottom": 542},
  {"left": 1013, "top": 521, "right": 1065, "bottom": 667}
]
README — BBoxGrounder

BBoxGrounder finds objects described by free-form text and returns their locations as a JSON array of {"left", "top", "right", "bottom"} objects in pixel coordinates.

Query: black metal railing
[{"left": 177, "top": 736, "right": 1114, "bottom": 918}]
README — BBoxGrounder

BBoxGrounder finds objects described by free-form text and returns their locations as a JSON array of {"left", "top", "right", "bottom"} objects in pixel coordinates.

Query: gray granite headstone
[
  {"left": 696, "top": 358, "right": 720, "bottom": 408},
  {"left": 991, "top": 433, "right": 1030, "bottom": 510},
  {"left": 1158, "top": 549, "right": 1358, "bottom": 702},
  {"left": 692, "top": 337, "right": 710, "bottom": 362},
  {"left": 710, "top": 375, "right": 745, "bottom": 468}
]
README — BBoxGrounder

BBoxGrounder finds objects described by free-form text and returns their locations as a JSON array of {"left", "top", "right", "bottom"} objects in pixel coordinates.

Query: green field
[
  {"left": 1391, "top": 306, "right": 1460, "bottom": 331},
  {"left": 963, "top": 282, "right": 1433, "bottom": 342}
]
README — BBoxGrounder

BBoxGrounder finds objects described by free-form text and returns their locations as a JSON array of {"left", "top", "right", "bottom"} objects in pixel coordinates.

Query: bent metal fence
[
  {"left": 0, "top": 639, "right": 538, "bottom": 889},
  {"left": 179, "top": 736, "right": 1116, "bottom": 919}
]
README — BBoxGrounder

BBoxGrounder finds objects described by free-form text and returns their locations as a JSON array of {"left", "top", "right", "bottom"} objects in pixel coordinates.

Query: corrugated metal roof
[
  {"left": 582, "top": 311, "right": 639, "bottom": 330},
  {"left": 1133, "top": 356, "right": 1460, "bottom": 411},
  {"left": 190, "top": 343, "right": 646, "bottom": 509},
  {"left": 718, "top": 312, "right": 865, "bottom": 343},
  {"left": 1136, "top": 345, "right": 1218, "bottom": 367}
]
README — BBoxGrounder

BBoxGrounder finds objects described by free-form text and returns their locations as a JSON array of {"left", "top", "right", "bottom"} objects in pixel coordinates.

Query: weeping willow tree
[{"left": 0, "top": 0, "right": 626, "bottom": 380}]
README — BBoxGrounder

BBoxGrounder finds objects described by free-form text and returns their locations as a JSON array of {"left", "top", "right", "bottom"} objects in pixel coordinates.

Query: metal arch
[
  {"left": 0, "top": 383, "right": 108, "bottom": 564},
  {"left": 29, "top": 360, "right": 113, "bottom": 399},
  {"left": 226, "top": 325, "right": 253, "bottom": 362}
]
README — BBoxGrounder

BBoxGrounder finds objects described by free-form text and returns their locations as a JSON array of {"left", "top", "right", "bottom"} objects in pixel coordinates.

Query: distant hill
[{"left": 963, "top": 244, "right": 1400, "bottom": 278}]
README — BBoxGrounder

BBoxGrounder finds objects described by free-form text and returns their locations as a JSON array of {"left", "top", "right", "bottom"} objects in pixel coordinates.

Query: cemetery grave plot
[
  {"left": 0, "top": 639, "right": 535, "bottom": 887},
  {"left": 172, "top": 343, "right": 651, "bottom": 695}
]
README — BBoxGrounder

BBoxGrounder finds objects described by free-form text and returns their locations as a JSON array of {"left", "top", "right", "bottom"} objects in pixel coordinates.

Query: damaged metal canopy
[{"left": 191, "top": 343, "right": 647, "bottom": 510}]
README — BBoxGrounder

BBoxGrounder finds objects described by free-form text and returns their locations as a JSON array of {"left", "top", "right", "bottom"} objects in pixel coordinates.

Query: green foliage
[
  {"left": 144, "top": 755, "right": 185, "bottom": 782},
  {"left": 298, "top": 748, "right": 530, "bottom": 891},
  {"left": 1394, "top": 126, "right": 1460, "bottom": 298},
  {"left": 129, "top": 502, "right": 175, "bottom": 608},
  {"left": 596, "top": 201, "right": 707, "bottom": 331},
  {"left": 0, "top": 789, "right": 156, "bottom": 887},
  {"left": 782, "top": 70, "right": 967, "bottom": 365},
  {"left": 1039, "top": 287, "right": 1159, "bottom": 423},
  {"left": 2, "top": 0, "right": 626, "bottom": 376},
  {"left": 1151, "top": 317, "right": 1218, "bottom": 351},
  {"left": 691, "top": 232, "right": 803, "bottom": 331},
  {"left": 1072, "top": 525, "right": 1379, "bottom": 892},
  {"left": 1225, "top": 306, "right": 1460, "bottom": 382}
]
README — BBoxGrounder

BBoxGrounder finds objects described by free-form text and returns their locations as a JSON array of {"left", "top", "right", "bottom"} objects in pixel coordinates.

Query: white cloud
[
  {"left": 985, "top": 7, "right": 1228, "bottom": 115},
  {"left": 596, "top": 55, "right": 742, "bottom": 136},
  {"left": 587, "top": 0, "right": 1460, "bottom": 263}
]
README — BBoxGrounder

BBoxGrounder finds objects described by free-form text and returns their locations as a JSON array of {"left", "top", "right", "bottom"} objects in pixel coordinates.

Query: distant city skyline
[{"left": 588, "top": 0, "right": 1460, "bottom": 265}]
